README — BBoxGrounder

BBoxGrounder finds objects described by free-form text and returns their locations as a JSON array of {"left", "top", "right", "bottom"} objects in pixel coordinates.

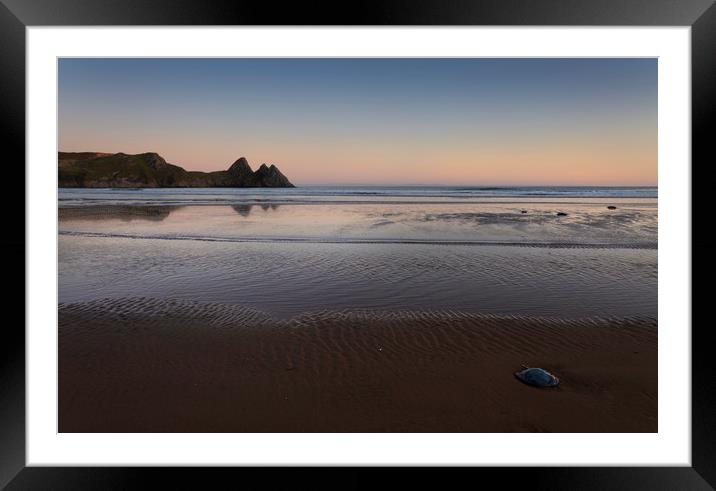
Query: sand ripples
[
  {"left": 59, "top": 297, "right": 657, "bottom": 432},
  {"left": 59, "top": 297, "right": 657, "bottom": 367},
  {"left": 59, "top": 236, "right": 657, "bottom": 319}
]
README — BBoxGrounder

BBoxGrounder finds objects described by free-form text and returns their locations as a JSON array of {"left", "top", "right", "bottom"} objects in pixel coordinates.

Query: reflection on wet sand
[
  {"left": 58, "top": 200, "right": 657, "bottom": 247},
  {"left": 231, "top": 204, "right": 252, "bottom": 217},
  {"left": 59, "top": 203, "right": 284, "bottom": 222},
  {"left": 231, "top": 204, "right": 281, "bottom": 217},
  {"left": 58, "top": 205, "right": 182, "bottom": 222}
]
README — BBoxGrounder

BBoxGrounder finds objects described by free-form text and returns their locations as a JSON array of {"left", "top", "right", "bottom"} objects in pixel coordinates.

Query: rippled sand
[
  {"left": 59, "top": 298, "right": 656, "bottom": 433},
  {"left": 59, "top": 235, "right": 657, "bottom": 318}
]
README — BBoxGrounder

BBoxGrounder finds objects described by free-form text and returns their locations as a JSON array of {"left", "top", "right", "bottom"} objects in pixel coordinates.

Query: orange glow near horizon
[{"left": 59, "top": 130, "right": 656, "bottom": 186}]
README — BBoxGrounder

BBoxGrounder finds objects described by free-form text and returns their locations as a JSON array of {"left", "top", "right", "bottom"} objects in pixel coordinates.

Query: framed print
[{"left": 2, "top": 0, "right": 715, "bottom": 488}]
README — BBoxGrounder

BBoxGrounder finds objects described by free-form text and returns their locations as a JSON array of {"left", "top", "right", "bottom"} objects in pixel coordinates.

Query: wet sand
[{"left": 59, "top": 298, "right": 657, "bottom": 433}]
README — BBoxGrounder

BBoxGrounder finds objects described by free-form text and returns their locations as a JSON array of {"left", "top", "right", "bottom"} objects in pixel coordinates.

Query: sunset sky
[{"left": 58, "top": 58, "right": 657, "bottom": 186}]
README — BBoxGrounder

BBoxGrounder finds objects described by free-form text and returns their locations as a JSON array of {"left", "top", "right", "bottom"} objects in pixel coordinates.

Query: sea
[{"left": 58, "top": 186, "right": 657, "bottom": 319}]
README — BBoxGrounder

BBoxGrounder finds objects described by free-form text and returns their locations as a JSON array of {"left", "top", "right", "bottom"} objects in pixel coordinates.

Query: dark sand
[{"left": 59, "top": 298, "right": 657, "bottom": 433}]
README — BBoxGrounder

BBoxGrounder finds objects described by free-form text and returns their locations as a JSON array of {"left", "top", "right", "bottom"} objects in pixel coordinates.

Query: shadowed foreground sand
[{"left": 59, "top": 298, "right": 657, "bottom": 432}]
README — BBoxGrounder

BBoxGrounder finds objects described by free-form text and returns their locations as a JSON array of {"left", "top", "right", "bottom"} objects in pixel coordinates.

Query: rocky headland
[{"left": 58, "top": 152, "right": 294, "bottom": 188}]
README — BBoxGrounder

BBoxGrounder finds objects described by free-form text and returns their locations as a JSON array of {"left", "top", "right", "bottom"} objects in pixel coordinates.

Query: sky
[{"left": 58, "top": 58, "right": 657, "bottom": 186}]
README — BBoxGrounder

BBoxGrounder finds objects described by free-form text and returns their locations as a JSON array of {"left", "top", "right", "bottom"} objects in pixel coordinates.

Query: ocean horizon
[{"left": 58, "top": 185, "right": 658, "bottom": 207}]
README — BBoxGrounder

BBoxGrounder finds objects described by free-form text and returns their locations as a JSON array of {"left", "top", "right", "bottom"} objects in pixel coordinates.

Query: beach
[
  {"left": 58, "top": 187, "right": 658, "bottom": 432},
  {"left": 59, "top": 299, "right": 656, "bottom": 433}
]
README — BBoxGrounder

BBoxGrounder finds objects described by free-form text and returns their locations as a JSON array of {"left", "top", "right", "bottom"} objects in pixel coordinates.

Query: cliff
[{"left": 58, "top": 152, "right": 295, "bottom": 188}]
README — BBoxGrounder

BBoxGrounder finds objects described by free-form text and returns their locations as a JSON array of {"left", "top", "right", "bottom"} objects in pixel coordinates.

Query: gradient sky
[{"left": 58, "top": 58, "right": 657, "bottom": 186}]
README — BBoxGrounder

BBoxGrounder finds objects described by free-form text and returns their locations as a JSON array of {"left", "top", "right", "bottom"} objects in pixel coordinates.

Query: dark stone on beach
[
  {"left": 607, "top": 206, "right": 617, "bottom": 210},
  {"left": 556, "top": 212, "right": 568, "bottom": 216},
  {"left": 515, "top": 367, "right": 560, "bottom": 388},
  {"left": 521, "top": 210, "right": 528, "bottom": 214}
]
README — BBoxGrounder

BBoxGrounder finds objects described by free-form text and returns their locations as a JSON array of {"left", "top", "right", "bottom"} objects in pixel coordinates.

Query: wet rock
[{"left": 515, "top": 366, "right": 560, "bottom": 388}]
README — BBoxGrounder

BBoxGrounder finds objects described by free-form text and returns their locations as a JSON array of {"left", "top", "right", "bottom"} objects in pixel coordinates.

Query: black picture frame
[{"left": 2, "top": 0, "right": 714, "bottom": 489}]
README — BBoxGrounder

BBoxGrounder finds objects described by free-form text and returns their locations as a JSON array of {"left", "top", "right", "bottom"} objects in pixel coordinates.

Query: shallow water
[
  {"left": 59, "top": 237, "right": 656, "bottom": 318},
  {"left": 59, "top": 226, "right": 657, "bottom": 318},
  {"left": 58, "top": 189, "right": 657, "bottom": 319},
  {"left": 58, "top": 200, "right": 657, "bottom": 247}
]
